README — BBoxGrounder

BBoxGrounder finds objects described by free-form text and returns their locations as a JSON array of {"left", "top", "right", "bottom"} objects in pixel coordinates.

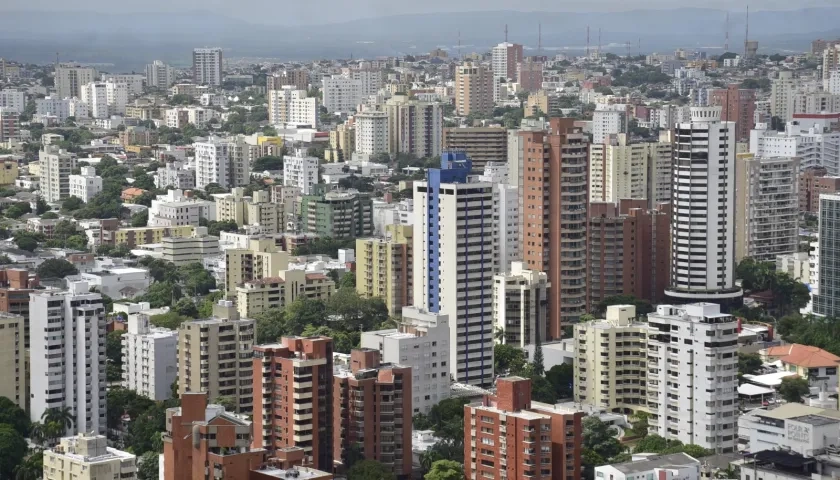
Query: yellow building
[
  {"left": 225, "top": 238, "right": 290, "bottom": 293},
  {"left": 27, "top": 161, "right": 40, "bottom": 177},
  {"left": 0, "top": 159, "right": 18, "bottom": 186},
  {"left": 0, "top": 313, "right": 26, "bottom": 410},
  {"left": 216, "top": 188, "right": 284, "bottom": 233},
  {"left": 236, "top": 269, "right": 335, "bottom": 318},
  {"left": 109, "top": 225, "right": 195, "bottom": 247},
  {"left": 326, "top": 123, "right": 355, "bottom": 162},
  {"left": 44, "top": 434, "right": 136, "bottom": 480},
  {"left": 356, "top": 224, "right": 413, "bottom": 316}
]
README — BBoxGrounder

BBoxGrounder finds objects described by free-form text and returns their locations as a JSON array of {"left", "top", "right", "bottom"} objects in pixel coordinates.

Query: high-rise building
[
  {"left": 194, "top": 136, "right": 251, "bottom": 190},
  {"left": 104, "top": 81, "right": 128, "bottom": 115},
  {"left": 592, "top": 108, "right": 627, "bottom": 145},
  {"left": 464, "top": 376, "right": 583, "bottom": 480},
  {"left": 799, "top": 166, "right": 830, "bottom": 213},
  {"left": 30, "top": 281, "right": 106, "bottom": 435},
  {"left": 751, "top": 123, "right": 840, "bottom": 175},
  {"left": 145, "top": 60, "right": 175, "bottom": 88},
  {"left": 442, "top": 127, "right": 508, "bottom": 170},
  {"left": 709, "top": 84, "right": 756, "bottom": 141},
  {"left": 40, "top": 145, "right": 78, "bottom": 206},
  {"left": 300, "top": 191, "right": 373, "bottom": 239},
  {"left": 192, "top": 48, "right": 223, "bottom": 86},
  {"left": 326, "top": 123, "right": 354, "bottom": 162},
  {"left": 665, "top": 107, "right": 743, "bottom": 309},
  {"left": 517, "top": 59, "right": 544, "bottom": 92},
  {"left": 492, "top": 262, "right": 549, "bottom": 349},
  {"left": 35, "top": 96, "right": 88, "bottom": 122},
  {"left": 322, "top": 76, "right": 363, "bottom": 112},
  {"left": 80, "top": 82, "right": 108, "bottom": 118},
  {"left": 224, "top": 238, "right": 290, "bottom": 292},
  {"left": 0, "top": 109, "right": 20, "bottom": 142},
  {"left": 413, "top": 153, "right": 495, "bottom": 387},
  {"left": 177, "top": 307, "right": 255, "bottom": 414},
  {"left": 589, "top": 133, "right": 659, "bottom": 202},
  {"left": 333, "top": 349, "right": 412, "bottom": 478},
  {"left": 0, "top": 269, "right": 37, "bottom": 349},
  {"left": 491, "top": 42, "right": 524, "bottom": 81},
  {"left": 121, "top": 313, "right": 178, "bottom": 401},
  {"left": 360, "top": 306, "right": 450, "bottom": 414},
  {"left": 823, "top": 45, "right": 840, "bottom": 89},
  {"left": 354, "top": 111, "right": 389, "bottom": 157},
  {"left": 0, "top": 313, "right": 26, "bottom": 410},
  {"left": 734, "top": 153, "right": 800, "bottom": 263},
  {"left": 267, "top": 70, "right": 309, "bottom": 91},
  {"left": 383, "top": 95, "right": 443, "bottom": 158},
  {"left": 283, "top": 148, "right": 320, "bottom": 194},
  {"left": 454, "top": 62, "right": 494, "bottom": 116},
  {"left": 518, "top": 119, "right": 589, "bottom": 338},
  {"left": 0, "top": 88, "right": 26, "bottom": 113},
  {"left": 252, "top": 337, "right": 334, "bottom": 470},
  {"left": 770, "top": 71, "right": 799, "bottom": 121},
  {"left": 814, "top": 194, "right": 840, "bottom": 317},
  {"left": 44, "top": 434, "right": 136, "bottom": 480},
  {"left": 55, "top": 64, "right": 97, "bottom": 99},
  {"left": 587, "top": 200, "right": 671, "bottom": 309},
  {"left": 268, "top": 87, "right": 318, "bottom": 126},
  {"left": 68, "top": 165, "right": 103, "bottom": 203},
  {"left": 214, "top": 189, "right": 284, "bottom": 234},
  {"left": 356, "top": 225, "right": 413, "bottom": 316},
  {"left": 235, "top": 270, "right": 335, "bottom": 319},
  {"left": 349, "top": 69, "right": 383, "bottom": 98}
]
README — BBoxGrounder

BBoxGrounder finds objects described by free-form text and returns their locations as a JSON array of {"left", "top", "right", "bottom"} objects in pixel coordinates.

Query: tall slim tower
[{"left": 724, "top": 12, "right": 730, "bottom": 52}]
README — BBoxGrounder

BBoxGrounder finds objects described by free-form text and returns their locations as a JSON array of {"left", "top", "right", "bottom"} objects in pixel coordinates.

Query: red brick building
[
  {"left": 709, "top": 84, "right": 756, "bottom": 141},
  {"left": 799, "top": 166, "right": 829, "bottom": 213},
  {"left": 0, "top": 268, "right": 37, "bottom": 347},
  {"left": 464, "top": 377, "right": 583, "bottom": 480}
]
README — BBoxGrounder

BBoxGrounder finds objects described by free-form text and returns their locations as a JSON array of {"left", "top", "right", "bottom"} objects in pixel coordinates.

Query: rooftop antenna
[
  {"left": 638, "top": 38, "right": 641, "bottom": 57},
  {"left": 598, "top": 28, "right": 602, "bottom": 56},
  {"left": 505, "top": 24, "right": 509, "bottom": 43},
  {"left": 458, "top": 30, "right": 462, "bottom": 60},
  {"left": 744, "top": 6, "right": 749, "bottom": 60},
  {"left": 538, "top": 23, "right": 542, "bottom": 57},
  {"left": 586, "top": 26, "right": 590, "bottom": 57},
  {"left": 724, "top": 12, "right": 730, "bottom": 52}
]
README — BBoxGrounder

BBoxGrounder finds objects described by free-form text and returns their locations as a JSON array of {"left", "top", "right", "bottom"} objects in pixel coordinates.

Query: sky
[{"left": 3, "top": 0, "right": 839, "bottom": 24}]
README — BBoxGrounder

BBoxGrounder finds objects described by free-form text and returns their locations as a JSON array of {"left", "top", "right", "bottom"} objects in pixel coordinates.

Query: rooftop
[
  {"left": 606, "top": 453, "right": 699, "bottom": 474},
  {"left": 789, "top": 414, "right": 840, "bottom": 427},
  {"left": 251, "top": 466, "right": 330, "bottom": 479},
  {"left": 763, "top": 344, "right": 840, "bottom": 368}
]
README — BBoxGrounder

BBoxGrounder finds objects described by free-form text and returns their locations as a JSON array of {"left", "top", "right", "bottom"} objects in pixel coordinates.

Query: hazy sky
[{"left": 4, "top": 0, "right": 839, "bottom": 24}]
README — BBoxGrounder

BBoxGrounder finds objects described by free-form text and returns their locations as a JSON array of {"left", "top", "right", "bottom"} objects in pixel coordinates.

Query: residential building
[
  {"left": 589, "top": 133, "right": 670, "bottom": 202},
  {"left": 333, "top": 349, "right": 412, "bottom": 478},
  {"left": 35, "top": 96, "right": 88, "bottom": 122},
  {"left": 442, "top": 127, "right": 507, "bottom": 170},
  {"left": 235, "top": 270, "right": 335, "bottom": 318},
  {"left": 454, "top": 62, "right": 494, "bottom": 116},
  {"left": 148, "top": 190, "right": 215, "bottom": 227},
  {"left": 464, "top": 376, "right": 584, "bottom": 480},
  {"left": 68, "top": 166, "right": 103, "bottom": 203},
  {"left": 79, "top": 267, "right": 151, "bottom": 299},
  {"left": 491, "top": 42, "right": 524, "bottom": 81},
  {"left": 155, "top": 160, "right": 196, "bottom": 190},
  {"left": 268, "top": 87, "right": 318, "bottom": 126},
  {"left": 517, "top": 59, "right": 544, "bottom": 92},
  {"left": 80, "top": 82, "right": 109, "bottom": 118},
  {"left": 771, "top": 71, "right": 799, "bottom": 121},
  {"left": 413, "top": 153, "right": 495, "bottom": 387},
  {"left": 121, "top": 313, "right": 178, "bottom": 400},
  {"left": 55, "top": 64, "right": 97, "bottom": 99},
  {"left": 361, "top": 306, "right": 450, "bottom": 414},
  {"left": 146, "top": 60, "right": 175, "bottom": 88},
  {"left": 284, "top": 149, "right": 320, "bottom": 194},
  {"left": 105, "top": 81, "right": 128, "bottom": 115},
  {"left": 734, "top": 153, "right": 800, "bottom": 262},
  {"left": 120, "top": 126, "right": 159, "bottom": 147},
  {"left": 300, "top": 190, "right": 373, "bottom": 239},
  {"left": 215, "top": 188, "right": 284, "bottom": 234},
  {"left": 0, "top": 313, "right": 26, "bottom": 410},
  {"left": 492, "top": 181, "right": 520, "bottom": 273},
  {"left": 587, "top": 200, "right": 671, "bottom": 308},
  {"left": 799, "top": 166, "right": 830, "bottom": 213},
  {"left": 194, "top": 137, "right": 251, "bottom": 190},
  {"left": 592, "top": 108, "right": 627, "bottom": 144},
  {"left": 322, "top": 76, "right": 363, "bottom": 112},
  {"left": 761, "top": 344, "right": 840, "bottom": 392},
  {"left": 326, "top": 123, "right": 354, "bottom": 162},
  {"left": 44, "top": 434, "right": 136, "bottom": 480},
  {"left": 177, "top": 310, "right": 255, "bottom": 414},
  {"left": 354, "top": 111, "right": 389, "bottom": 157},
  {"left": 161, "top": 230, "right": 220, "bottom": 266},
  {"left": 665, "top": 107, "right": 743, "bottom": 309},
  {"left": 193, "top": 48, "right": 223, "bottom": 86},
  {"left": 0, "top": 268, "right": 36, "bottom": 349},
  {"left": 526, "top": 90, "right": 560, "bottom": 117},
  {"left": 751, "top": 122, "right": 840, "bottom": 175},
  {"left": 777, "top": 252, "right": 811, "bottom": 283},
  {"left": 824, "top": 45, "right": 840, "bottom": 88},
  {"left": 267, "top": 70, "right": 309, "bottom": 91},
  {"left": 40, "top": 145, "right": 77, "bottom": 203},
  {"left": 594, "top": 453, "right": 700, "bottom": 480},
  {"left": 30, "top": 281, "right": 106, "bottom": 435},
  {"left": 709, "top": 84, "right": 756, "bottom": 141},
  {"left": 815, "top": 194, "right": 840, "bottom": 317},
  {"left": 492, "top": 262, "right": 549, "bottom": 349},
  {"left": 103, "top": 74, "right": 144, "bottom": 96},
  {"left": 355, "top": 225, "right": 413, "bottom": 316},
  {"left": 791, "top": 92, "right": 840, "bottom": 117},
  {"left": 224, "top": 238, "right": 290, "bottom": 291},
  {"left": 0, "top": 109, "right": 19, "bottom": 142},
  {"left": 382, "top": 94, "right": 443, "bottom": 158},
  {"left": 349, "top": 68, "right": 383, "bottom": 98},
  {"left": 102, "top": 225, "right": 196, "bottom": 247},
  {"left": 0, "top": 89, "right": 25, "bottom": 113},
  {"left": 251, "top": 337, "right": 334, "bottom": 470}
]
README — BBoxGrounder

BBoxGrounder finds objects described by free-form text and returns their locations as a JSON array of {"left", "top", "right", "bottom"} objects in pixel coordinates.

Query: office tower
[
  {"left": 517, "top": 59, "right": 544, "bottom": 92},
  {"left": 574, "top": 305, "right": 649, "bottom": 412},
  {"left": 194, "top": 137, "right": 251, "bottom": 190},
  {"left": 68, "top": 165, "right": 103, "bottom": 203},
  {"left": 356, "top": 225, "right": 413, "bottom": 316},
  {"left": 384, "top": 95, "right": 443, "bottom": 158},
  {"left": 734, "top": 153, "right": 800, "bottom": 263},
  {"left": 224, "top": 238, "right": 290, "bottom": 292},
  {"left": 0, "top": 88, "right": 26, "bottom": 113},
  {"left": 354, "top": 111, "right": 389, "bottom": 157},
  {"left": 55, "top": 64, "right": 97, "bottom": 99},
  {"left": 44, "top": 434, "right": 136, "bottom": 480},
  {"left": 709, "top": 84, "right": 756, "bottom": 141},
  {"left": 235, "top": 270, "right": 335, "bottom": 319},
  {"left": 334, "top": 349, "right": 412, "bottom": 477},
  {"left": 322, "top": 76, "right": 363, "bottom": 112},
  {"left": 0, "top": 109, "right": 20, "bottom": 142},
  {"left": 0, "top": 313, "right": 25, "bottom": 410},
  {"left": 464, "top": 377, "right": 584, "bottom": 480},
  {"left": 163, "top": 393, "right": 264, "bottom": 480},
  {"left": 121, "top": 314, "right": 178, "bottom": 401},
  {"left": 492, "top": 262, "right": 549, "bottom": 349},
  {"left": 30, "top": 281, "right": 106, "bottom": 435},
  {"left": 442, "top": 127, "right": 508, "bottom": 170},
  {"left": 814, "top": 194, "right": 840, "bottom": 317},
  {"left": 646, "top": 304, "right": 738, "bottom": 453},
  {"left": 413, "top": 153, "right": 495, "bottom": 387},
  {"left": 751, "top": 123, "right": 840, "bottom": 175},
  {"left": 283, "top": 148, "right": 320, "bottom": 194},
  {"left": 587, "top": 200, "right": 671, "bottom": 309},
  {"left": 665, "top": 107, "right": 742, "bottom": 309},
  {"left": 518, "top": 119, "right": 589, "bottom": 338},
  {"left": 40, "top": 145, "right": 78, "bottom": 203},
  {"left": 454, "top": 62, "right": 494, "bottom": 116},
  {"left": 589, "top": 133, "right": 653, "bottom": 202},
  {"left": 361, "top": 306, "right": 449, "bottom": 414},
  {"left": 267, "top": 70, "right": 309, "bottom": 91},
  {"left": 80, "top": 82, "right": 108, "bottom": 118},
  {"left": 192, "top": 48, "right": 223, "bottom": 86},
  {"left": 252, "top": 337, "right": 334, "bottom": 470},
  {"left": 770, "top": 71, "right": 798, "bottom": 121},
  {"left": 268, "top": 87, "right": 318, "bottom": 126},
  {"left": 491, "top": 42, "right": 524, "bottom": 81},
  {"left": 592, "top": 109, "right": 627, "bottom": 144},
  {"left": 177, "top": 311, "right": 255, "bottom": 414},
  {"left": 145, "top": 60, "right": 175, "bottom": 88},
  {"left": 300, "top": 191, "right": 373, "bottom": 239}
]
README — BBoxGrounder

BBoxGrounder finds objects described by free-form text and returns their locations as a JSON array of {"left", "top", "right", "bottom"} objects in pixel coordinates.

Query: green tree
[
  {"left": 738, "top": 352, "right": 763, "bottom": 375},
  {"left": 425, "top": 460, "right": 463, "bottom": 480},
  {"left": 140, "top": 282, "right": 183, "bottom": 308},
  {"left": 546, "top": 363, "right": 574, "bottom": 398},
  {"left": 149, "top": 311, "right": 190, "bottom": 329},
  {"left": 342, "top": 443, "right": 365, "bottom": 470},
  {"left": 137, "top": 451, "right": 160, "bottom": 480},
  {"left": 0, "top": 425, "right": 27, "bottom": 479},
  {"left": 36, "top": 258, "right": 79, "bottom": 278},
  {"left": 779, "top": 376, "right": 810, "bottom": 403},
  {"left": 255, "top": 308, "right": 286, "bottom": 344},
  {"left": 131, "top": 210, "right": 149, "bottom": 227},
  {"left": 583, "top": 416, "right": 622, "bottom": 460},
  {"left": 35, "top": 198, "right": 50, "bottom": 215},
  {"left": 213, "top": 396, "right": 237, "bottom": 411},
  {"left": 339, "top": 271, "right": 357, "bottom": 290},
  {"left": 106, "top": 388, "right": 155, "bottom": 431},
  {"left": 14, "top": 451, "right": 43, "bottom": 480},
  {"left": 630, "top": 412, "right": 650, "bottom": 438},
  {"left": 178, "top": 263, "right": 216, "bottom": 295},
  {"left": 172, "top": 297, "right": 199, "bottom": 318},
  {"left": 0, "top": 397, "right": 30, "bottom": 437},
  {"left": 106, "top": 330, "right": 126, "bottom": 369},
  {"left": 4, "top": 202, "right": 31, "bottom": 219},
  {"left": 0, "top": 255, "right": 12, "bottom": 265},
  {"left": 61, "top": 196, "right": 84, "bottom": 211},
  {"left": 41, "top": 406, "right": 74, "bottom": 432},
  {"left": 40, "top": 212, "right": 59, "bottom": 219},
  {"left": 348, "top": 460, "right": 396, "bottom": 480},
  {"left": 14, "top": 232, "right": 42, "bottom": 252},
  {"left": 494, "top": 344, "right": 527, "bottom": 375},
  {"left": 253, "top": 156, "right": 284, "bottom": 171}
]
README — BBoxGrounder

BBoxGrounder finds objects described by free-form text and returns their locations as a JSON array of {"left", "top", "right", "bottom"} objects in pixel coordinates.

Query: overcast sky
[{"left": 4, "top": 0, "right": 839, "bottom": 24}]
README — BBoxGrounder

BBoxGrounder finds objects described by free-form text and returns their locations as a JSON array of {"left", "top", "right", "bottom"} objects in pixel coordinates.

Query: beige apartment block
[
  {"left": 355, "top": 224, "right": 413, "bottom": 316},
  {"left": 454, "top": 62, "right": 494, "bottom": 116},
  {"left": 225, "top": 238, "right": 290, "bottom": 293},
  {"left": 44, "top": 433, "right": 136, "bottom": 480},
  {"left": 0, "top": 312, "right": 26, "bottom": 410},
  {"left": 161, "top": 229, "right": 220, "bottom": 266},
  {"left": 215, "top": 188, "right": 284, "bottom": 233},
  {"left": 236, "top": 269, "right": 335, "bottom": 318}
]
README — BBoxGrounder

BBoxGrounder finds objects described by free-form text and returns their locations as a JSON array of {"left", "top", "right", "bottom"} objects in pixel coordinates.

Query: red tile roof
[{"left": 764, "top": 344, "right": 840, "bottom": 368}]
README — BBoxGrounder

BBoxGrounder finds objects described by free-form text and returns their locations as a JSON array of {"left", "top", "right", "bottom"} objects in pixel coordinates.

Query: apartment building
[
  {"left": 224, "top": 237, "right": 289, "bottom": 289},
  {"left": 355, "top": 224, "right": 413, "bottom": 316},
  {"left": 383, "top": 95, "right": 443, "bottom": 158},
  {"left": 815, "top": 194, "right": 840, "bottom": 317},
  {"left": 44, "top": 434, "right": 136, "bottom": 480},
  {"left": 442, "top": 127, "right": 508, "bottom": 170},
  {"left": 589, "top": 133, "right": 663, "bottom": 202},
  {"left": 55, "top": 64, "right": 96, "bottom": 99},
  {"left": 361, "top": 306, "right": 450, "bottom": 414},
  {"left": 334, "top": 349, "right": 412, "bottom": 478},
  {"left": 68, "top": 165, "right": 103, "bottom": 203},
  {"left": 30, "top": 281, "right": 106, "bottom": 435},
  {"left": 236, "top": 270, "right": 335, "bottom": 318},
  {"left": 0, "top": 158, "right": 17, "bottom": 187},
  {"left": 0, "top": 88, "right": 26, "bottom": 113},
  {"left": 177, "top": 309, "right": 255, "bottom": 414},
  {"left": 284, "top": 149, "right": 320, "bottom": 195},
  {"left": 592, "top": 108, "right": 627, "bottom": 145},
  {"left": 215, "top": 188, "right": 284, "bottom": 234},
  {"left": 354, "top": 111, "right": 389, "bottom": 157},
  {"left": 80, "top": 82, "right": 108, "bottom": 118},
  {"left": 35, "top": 96, "right": 88, "bottom": 122},
  {"left": 155, "top": 161, "right": 196, "bottom": 190},
  {"left": 252, "top": 337, "right": 334, "bottom": 470},
  {"left": 267, "top": 70, "right": 309, "bottom": 91},
  {"left": 40, "top": 145, "right": 77, "bottom": 203},
  {"left": 464, "top": 376, "right": 583, "bottom": 480},
  {"left": 517, "top": 59, "right": 544, "bottom": 92},
  {"left": 735, "top": 153, "right": 800, "bottom": 262},
  {"left": 161, "top": 230, "right": 220, "bottom": 266},
  {"left": 0, "top": 269, "right": 37, "bottom": 350},
  {"left": 148, "top": 191, "right": 215, "bottom": 228},
  {"left": 595, "top": 453, "right": 700, "bottom": 480},
  {"left": 492, "top": 262, "right": 549, "bottom": 349},
  {"left": 413, "top": 153, "right": 495, "bottom": 387},
  {"left": 0, "top": 313, "right": 26, "bottom": 410},
  {"left": 454, "top": 62, "right": 494, "bottom": 116},
  {"left": 709, "top": 84, "right": 756, "bottom": 141},
  {"left": 491, "top": 42, "right": 524, "bottom": 81},
  {"left": 145, "top": 60, "right": 175, "bottom": 88},
  {"left": 194, "top": 137, "right": 251, "bottom": 190},
  {"left": 121, "top": 314, "right": 178, "bottom": 400},
  {"left": 322, "top": 76, "right": 363, "bottom": 112},
  {"left": 326, "top": 123, "right": 355, "bottom": 162},
  {"left": 268, "top": 87, "right": 318, "bottom": 126},
  {"left": 193, "top": 48, "right": 223, "bottom": 86},
  {"left": 102, "top": 225, "right": 195, "bottom": 247},
  {"left": 0, "top": 109, "right": 20, "bottom": 142},
  {"left": 300, "top": 190, "right": 373, "bottom": 239},
  {"left": 751, "top": 122, "right": 840, "bottom": 175},
  {"left": 798, "top": 166, "right": 829, "bottom": 213}
]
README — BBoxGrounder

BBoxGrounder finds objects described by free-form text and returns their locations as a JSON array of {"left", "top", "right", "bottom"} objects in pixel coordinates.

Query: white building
[
  {"left": 80, "top": 267, "right": 151, "bottom": 299},
  {"left": 283, "top": 148, "right": 319, "bottom": 195},
  {"left": 30, "top": 281, "right": 107, "bottom": 435},
  {"left": 148, "top": 189, "right": 216, "bottom": 227},
  {"left": 595, "top": 453, "right": 700, "bottom": 480},
  {"left": 194, "top": 137, "right": 251, "bottom": 190},
  {"left": 322, "top": 76, "right": 363, "bottom": 112},
  {"left": 751, "top": 122, "right": 840, "bottom": 175},
  {"left": 770, "top": 71, "right": 799, "bottom": 121},
  {"left": 35, "top": 96, "right": 88, "bottom": 122},
  {"left": 492, "top": 262, "right": 548, "bottom": 349},
  {"left": 193, "top": 48, "right": 223, "bottom": 86},
  {"left": 647, "top": 303, "right": 738, "bottom": 452},
  {"left": 350, "top": 69, "right": 383, "bottom": 97},
  {"left": 122, "top": 314, "right": 178, "bottom": 401},
  {"left": 776, "top": 252, "right": 811, "bottom": 283},
  {"left": 81, "top": 82, "right": 109, "bottom": 119},
  {"left": 268, "top": 87, "right": 318, "bottom": 126},
  {"left": 0, "top": 89, "right": 26, "bottom": 113},
  {"left": 68, "top": 165, "right": 103, "bottom": 203},
  {"left": 491, "top": 42, "right": 522, "bottom": 82},
  {"left": 44, "top": 434, "right": 136, "bottom": 480},
  {"left": 360, "top": 307, "right": 451, "bottom": 414},
  {"left": 592, "top": 108, "right": 627, "bottom": 144},
  {"left": 199, "top": 93, "right": 228, "bottom": 107},
  {"left": 495, "top": 184, "right": 519, "bottom": 273},
  {"left": 105, "top": 74, "right": 144, "bottom": 96},
  {"left": 41, "top": 145, "right": 77, "bottom": 203},
  {"left": 355, "top": 111, "right": 389, "bottom": 157},
  {"left": 55, "top": 64, "right": 97, "bottom": 99},
  {"left": 145, "top": 60, "right": 176, "bottom": 89},
  {"left": 588, "top": 133, "right": 670, "bottom": 203},
  {"left": 154, "top": 160, "right": 196, "bottom": 190},
  {"left": 105, "top": 81, "right": 129, "bottom": 115},
  {"left": 665, "top": 107, "right": 742, "bottom": 306}
]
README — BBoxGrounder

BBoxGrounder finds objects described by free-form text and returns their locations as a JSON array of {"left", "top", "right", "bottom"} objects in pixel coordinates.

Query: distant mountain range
[{"left": 0, "top": 7, "right": 838, "bottom": 71}]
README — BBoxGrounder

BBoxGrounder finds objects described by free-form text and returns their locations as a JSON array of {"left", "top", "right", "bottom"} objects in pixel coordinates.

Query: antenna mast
[
  {"left": 538, "top": 23, "right": 542, "bottom": 57},
  {"left": 505, "top": 24, "right": 509, "bottom": 43},
  {"left": 744, "top": 6, "right": 749, "bottom": 60},
  {"left": 724, "top": 12, "right": 729, "bottom": 52},
  {"left": 586, "top": 26, "right": 590, "bottom": 57},
  {"left": 598, "top": 28, "right": 602, "bottom": 57},
  {"left": 458, "top": 30, "right": 462, "bottom": 60}
]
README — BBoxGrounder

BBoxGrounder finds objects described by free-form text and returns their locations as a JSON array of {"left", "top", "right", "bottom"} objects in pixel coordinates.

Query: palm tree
[
  {"left": 14, "top": 451, "right": 43, "bottom": 480},
  {"left": 41, "top": 407, "right": 74, "bottom": 432},
  {"left": 28, "top": 422, "right": 45, "bottom": 445}
]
